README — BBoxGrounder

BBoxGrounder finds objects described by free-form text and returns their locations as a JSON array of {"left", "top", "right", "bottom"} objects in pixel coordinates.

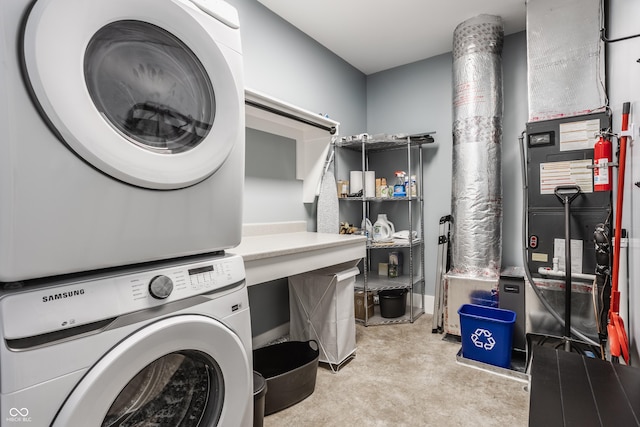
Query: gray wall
[
  {"left": 242, "top": 129, "right": 306, "bottom": 338},
  {"left": 366, "top": 32, "right": 528, "bottom": 295},
  {"left": 230, "top": 0, "right": 367, "bottom": 228},
  {"left": 226, "top": 0, "right": 367, "bottom": 136},
  {"left": 232, "top": 0, "right": 640, "bottom": 362},
  {"left": 227, "top": 0, "right": 367, "bottom": 339},
  {"left": 243, "top": 129, "right": 305, "bottom": 223}
]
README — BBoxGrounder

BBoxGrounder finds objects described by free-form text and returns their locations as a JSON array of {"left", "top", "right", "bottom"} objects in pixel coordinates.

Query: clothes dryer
[
  {"left": 0, "top": 0, "right": 245, "bottom": 282},
  {"left": 0, "top": 253, "right": 253, "bottom": 426}
]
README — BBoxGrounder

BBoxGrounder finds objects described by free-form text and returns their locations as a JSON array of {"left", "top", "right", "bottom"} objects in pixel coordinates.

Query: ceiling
[{"left": 258, "top": 0, "right": 527, "bottom": 75}]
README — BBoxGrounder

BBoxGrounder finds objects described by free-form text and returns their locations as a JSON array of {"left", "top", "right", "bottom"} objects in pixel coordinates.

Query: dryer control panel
[{"left": 0, "top": 254, "right": 245, "bottom": 340}]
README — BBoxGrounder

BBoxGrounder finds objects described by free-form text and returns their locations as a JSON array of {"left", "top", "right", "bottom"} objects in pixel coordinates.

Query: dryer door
[
  {"left": 52, "top": 315, "right": 251, "bottom": 426},
  {"left": 23, "top": 0, "right": 243, "bottom": 190}
]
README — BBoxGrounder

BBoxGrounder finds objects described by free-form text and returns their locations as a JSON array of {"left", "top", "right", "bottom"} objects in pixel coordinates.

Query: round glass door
[
  {"left": 85, "top": 21, "right": 215, "bottom": 155},
  {"left": 23, "top": 0, "right": 243, "bottom": 189},
  {"left": 103, "top": 351, "right": 223, "bottom": 426},
  {"left": 52, "top": 315, "right": 252, "bottom": 426}
]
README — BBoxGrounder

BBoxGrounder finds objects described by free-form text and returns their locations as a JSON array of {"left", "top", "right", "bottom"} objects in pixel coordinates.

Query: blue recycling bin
[{"left": 458, "top": 304, "right": 516, "bottom": 368}]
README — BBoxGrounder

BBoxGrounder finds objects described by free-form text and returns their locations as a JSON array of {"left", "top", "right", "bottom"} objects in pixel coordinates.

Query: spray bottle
[{"left": 393, "top": 171, "right": 407, "bottom": 197}]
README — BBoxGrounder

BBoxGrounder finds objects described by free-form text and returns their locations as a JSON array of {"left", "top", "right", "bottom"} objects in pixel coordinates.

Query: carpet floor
[{"left": 263, "top": 314, "right": 530, "bottom": 426}]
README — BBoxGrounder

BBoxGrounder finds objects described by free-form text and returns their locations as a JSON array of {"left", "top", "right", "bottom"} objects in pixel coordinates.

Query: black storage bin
[
  {"left": 253, "top": 340, "right": 319, "bottom": 415},
  {"left": 378, "top": 289, "right": 407, "bottom": 318},
  {"left": 253, "top": 371, "right": 267, "bottom": 427}
]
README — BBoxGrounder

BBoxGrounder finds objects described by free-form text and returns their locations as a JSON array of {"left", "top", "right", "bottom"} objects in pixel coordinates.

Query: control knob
[{"left": 149, "top": 275, "right": 173, "bottom": 299}]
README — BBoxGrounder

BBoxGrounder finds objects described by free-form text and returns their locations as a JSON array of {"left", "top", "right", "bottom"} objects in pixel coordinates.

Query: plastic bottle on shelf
[
  {"left": 373, "top": 214, "right": 395, "bottom": 242},
  {"left": 361, "top": 218, "right": 373, "bottom": 240},
  {"left": 380, "top": 178, "right": 390, "bottom": 198},
  {"left": 393, "top": 171, "right": 407, "bottom": 197},
  {"left": 410, "top": 175, "right": 417, "bottom": 197}
]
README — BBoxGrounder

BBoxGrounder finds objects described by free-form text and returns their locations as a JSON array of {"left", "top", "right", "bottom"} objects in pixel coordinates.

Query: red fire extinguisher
[{"left": 594, "top": 135, "right": 613, "bottom": 192}]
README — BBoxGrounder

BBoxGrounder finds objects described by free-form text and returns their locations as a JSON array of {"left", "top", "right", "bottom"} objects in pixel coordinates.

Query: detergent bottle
[{"left": 372, "top": 214, "right": 395, "bottom": 242}]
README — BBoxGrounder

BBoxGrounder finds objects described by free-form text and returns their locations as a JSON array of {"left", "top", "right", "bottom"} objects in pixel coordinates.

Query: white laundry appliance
[
  {"left": 0, "top": 0, "right": 245, "bottom": 282},
  {"left": 0, "top": 253, "right": 253, "bottom": 426}
]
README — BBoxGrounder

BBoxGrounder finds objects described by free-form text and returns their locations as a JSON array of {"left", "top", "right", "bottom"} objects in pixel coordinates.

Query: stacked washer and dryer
[{"left": 0, "top": 0, "right": 253, "bottom": 425}]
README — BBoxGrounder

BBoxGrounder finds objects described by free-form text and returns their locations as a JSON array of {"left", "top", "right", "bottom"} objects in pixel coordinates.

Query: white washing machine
[
  {"left": 0, "top": 253, "right": 253, "bottom": 426},
  {"left": 0, "top": 0, "right": 245, "bottom": 282}
]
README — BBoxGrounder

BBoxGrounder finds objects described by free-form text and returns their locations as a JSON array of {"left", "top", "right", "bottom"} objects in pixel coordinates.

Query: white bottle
[
  {"left": 361, "top": 218, "right": 373, "bottom": 239},
  {"left": 373, "top": 214, "right": 395, "bottom": 242}
]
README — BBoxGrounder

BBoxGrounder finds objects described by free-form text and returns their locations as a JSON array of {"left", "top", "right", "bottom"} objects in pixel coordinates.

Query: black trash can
[
  {"left": 253, "top": 371, "right": 267, "bottom": 427},
  {"left": 378, "top": 289, "right": 407, "bottom": 318}
]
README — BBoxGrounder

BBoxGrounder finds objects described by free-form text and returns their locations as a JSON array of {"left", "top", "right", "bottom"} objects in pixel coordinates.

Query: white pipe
[
  {"left": 619, "top": 237, "right": 629, "bottom": 335},
  {"left": 537, "top": 267, "right": 596, "bottom": 281}
]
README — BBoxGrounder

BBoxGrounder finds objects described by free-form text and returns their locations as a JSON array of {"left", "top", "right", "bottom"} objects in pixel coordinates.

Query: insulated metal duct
[
  {"left": 527, "top": 0, "right": 605, "bottom": 121},
  {"left": 451, "top": 15, "right": 504, "bottom": 277}
]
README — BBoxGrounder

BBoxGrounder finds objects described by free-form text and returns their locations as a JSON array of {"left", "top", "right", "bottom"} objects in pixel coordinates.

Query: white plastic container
[
  {"left": 373, "top": 214, "right": 394, "bottom": 242},
  {"left": 361, "top": 218, "right": 373, "bottom": 239}
]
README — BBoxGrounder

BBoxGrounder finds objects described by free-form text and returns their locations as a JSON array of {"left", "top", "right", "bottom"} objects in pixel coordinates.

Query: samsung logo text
[{"left": 42, "top": 289, "right": 85, "bottom": 303}]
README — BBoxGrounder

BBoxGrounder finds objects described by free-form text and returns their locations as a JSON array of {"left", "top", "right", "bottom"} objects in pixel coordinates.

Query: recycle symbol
[{"left": 471, "top": 328, "right": 496, "bottom": 350}]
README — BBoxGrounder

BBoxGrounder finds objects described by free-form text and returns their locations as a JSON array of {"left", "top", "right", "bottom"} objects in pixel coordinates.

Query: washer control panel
[{"left": 1, "top": 254, "right": 245, "bottom": 339}]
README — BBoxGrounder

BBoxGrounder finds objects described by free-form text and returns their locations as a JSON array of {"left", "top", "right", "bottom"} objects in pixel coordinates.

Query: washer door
[
  {"left": 23, "top": 0, "right": 242, "bottom": 189},
  {"left": 52, "top": 315, "right": 251, "bottom": 426}
]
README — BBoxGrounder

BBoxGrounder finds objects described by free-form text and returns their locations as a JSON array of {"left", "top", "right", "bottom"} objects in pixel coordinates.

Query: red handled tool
[{"left": 609, "top": 102, "right": 631, "bottom": 364}]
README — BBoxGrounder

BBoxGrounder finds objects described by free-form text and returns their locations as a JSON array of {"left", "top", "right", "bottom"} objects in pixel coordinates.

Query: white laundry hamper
[{"left": 288, "top": 262, "right": 360, "bottom": 370}]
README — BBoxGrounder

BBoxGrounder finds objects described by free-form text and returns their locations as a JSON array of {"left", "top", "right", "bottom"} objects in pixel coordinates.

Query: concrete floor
[{"left": 263, "top": 314, "right": 530, "bottom": 426}]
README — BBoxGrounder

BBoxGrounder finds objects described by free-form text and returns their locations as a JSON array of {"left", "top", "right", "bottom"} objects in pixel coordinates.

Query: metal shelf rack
[{"left": 334, "top": 132, "right": 435, "bottom": 326}]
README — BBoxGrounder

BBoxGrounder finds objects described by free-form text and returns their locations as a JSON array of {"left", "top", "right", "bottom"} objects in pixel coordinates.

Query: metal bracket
[
  {"left": 586, "top": 161, "right": 618, "bottom": 170},
  {"left": 619, "top": 122, "right": 637, "bottom": 142}
]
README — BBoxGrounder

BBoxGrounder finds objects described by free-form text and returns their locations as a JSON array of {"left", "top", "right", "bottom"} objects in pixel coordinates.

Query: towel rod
[{"left": 245, "top": 99, "right": 337, "bottom": 135}]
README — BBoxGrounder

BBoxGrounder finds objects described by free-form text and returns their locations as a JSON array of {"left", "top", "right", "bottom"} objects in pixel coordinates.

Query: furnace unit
[{"left": 524, "top": 112, "right": 611, "bottom": 343}]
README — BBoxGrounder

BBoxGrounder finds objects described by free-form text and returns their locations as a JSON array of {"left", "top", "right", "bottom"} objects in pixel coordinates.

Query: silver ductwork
[
  {"left": 527, "top": 0, "right": 605, "bottom": 121},
  {"left": 451, "top": 14, "right": 504, "bottom": 278}
]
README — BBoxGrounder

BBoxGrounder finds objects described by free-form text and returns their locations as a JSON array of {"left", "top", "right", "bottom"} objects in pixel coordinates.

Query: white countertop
[{"left": 229, "top": 232, "right": 366, "bottom": 286}]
